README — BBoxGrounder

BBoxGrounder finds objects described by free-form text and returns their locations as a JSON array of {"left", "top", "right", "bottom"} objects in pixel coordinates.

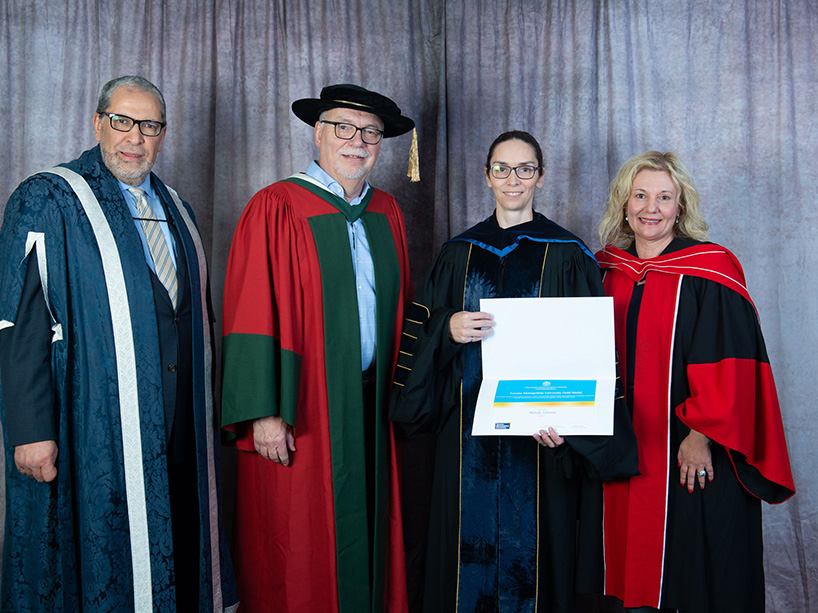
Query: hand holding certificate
[{"left": 471, "top": 296, "right": 616, "bottom": 436}]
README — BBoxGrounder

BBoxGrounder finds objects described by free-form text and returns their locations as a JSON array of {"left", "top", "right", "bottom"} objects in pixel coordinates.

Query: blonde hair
[{"left": 597, "top": 151, "right": 709, "bottom": 248}]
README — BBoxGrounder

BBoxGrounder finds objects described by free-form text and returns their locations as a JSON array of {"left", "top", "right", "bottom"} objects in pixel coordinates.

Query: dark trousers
[{"left": 167, "top": 406, "right": 200, "bottom": 609}]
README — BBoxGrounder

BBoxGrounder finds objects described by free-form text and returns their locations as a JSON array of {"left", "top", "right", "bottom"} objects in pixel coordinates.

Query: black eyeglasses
[
  {"left": 489, "top": 164, "right": 541, "bottom": 180},
  {"left": 100, "top": 113, "right": 166, "bottom": 137},
  {"left": 320, "top": 120, "right": 384, "bottom": 145}
]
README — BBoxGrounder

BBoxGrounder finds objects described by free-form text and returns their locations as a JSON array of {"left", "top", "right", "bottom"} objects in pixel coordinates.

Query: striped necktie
[{"left": 128, "top": 187, "right": 178, "bottom": 308}]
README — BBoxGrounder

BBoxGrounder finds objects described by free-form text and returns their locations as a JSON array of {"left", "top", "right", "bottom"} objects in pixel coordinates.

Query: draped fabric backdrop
[{"left": 1, "top": 1, "right": 816, "bottom": 610}]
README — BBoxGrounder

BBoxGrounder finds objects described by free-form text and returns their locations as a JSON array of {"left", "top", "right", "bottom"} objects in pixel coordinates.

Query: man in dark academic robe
[
  {"left": 390, "top": 214, "right": 638, "bottom": 613},
  {"left": 0, "top": 76, "right": 237, "bottom": 612},
  {"left": 221, "top": 84, "right": 414, "bottom": 612}
]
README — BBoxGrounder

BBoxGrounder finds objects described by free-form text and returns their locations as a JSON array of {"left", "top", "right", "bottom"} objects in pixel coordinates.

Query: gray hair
[{"left": 96, "top": 76, "right": 166, "bottom": 123}]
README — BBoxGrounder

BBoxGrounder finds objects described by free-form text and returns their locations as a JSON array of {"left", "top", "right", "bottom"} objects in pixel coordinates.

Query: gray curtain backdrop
[{"left": 1, "top": 1, "right": 816, "bottom": 610}]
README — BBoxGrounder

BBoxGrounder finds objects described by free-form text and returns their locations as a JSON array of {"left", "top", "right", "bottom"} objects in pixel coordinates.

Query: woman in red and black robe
[{"left": 596, "top": 151, "right": 795, "bottom": 612}]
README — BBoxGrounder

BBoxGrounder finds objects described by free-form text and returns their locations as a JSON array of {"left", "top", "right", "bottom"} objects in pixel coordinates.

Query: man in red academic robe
[{"left": 221, "top": 84, "right": 415, "bottom": 612}]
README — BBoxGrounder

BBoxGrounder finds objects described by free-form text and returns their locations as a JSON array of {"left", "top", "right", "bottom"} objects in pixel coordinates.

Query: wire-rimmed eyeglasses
[
  {"left": 320, "top": 120, "right": 384, "bottom": 145},
  {"left": 488, "top": 164, "right": 541, "bottom": 180},
  {"left": 100, "top": 113, "right": 166, "bottom": 137}
]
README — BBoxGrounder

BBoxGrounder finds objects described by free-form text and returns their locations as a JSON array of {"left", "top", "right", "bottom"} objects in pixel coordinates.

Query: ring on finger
[{"left": 698, "top": 470, "right": 706, "bottom": 477}]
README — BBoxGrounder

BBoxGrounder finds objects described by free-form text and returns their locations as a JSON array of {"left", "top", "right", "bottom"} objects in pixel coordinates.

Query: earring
[
  {"left": 624, "top": 215, "right": 629, "bottom": 221},
  {"left": 675, "top": 217, "right": 679, "bottom": 224}
]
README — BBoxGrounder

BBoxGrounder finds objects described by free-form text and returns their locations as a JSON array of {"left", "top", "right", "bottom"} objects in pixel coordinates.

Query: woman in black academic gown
[{"left": 390, "top": 131, "right": 637, "bottom": 613}]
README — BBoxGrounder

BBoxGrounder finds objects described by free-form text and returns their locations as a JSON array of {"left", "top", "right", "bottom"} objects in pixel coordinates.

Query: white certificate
[{"left": 471, "top": 296, "right": 616, "bottom": 436}]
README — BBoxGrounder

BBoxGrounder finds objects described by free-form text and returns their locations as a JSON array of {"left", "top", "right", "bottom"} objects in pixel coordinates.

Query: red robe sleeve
[{"left": 221, "top": 184, "right": 305, "bottom": 450}]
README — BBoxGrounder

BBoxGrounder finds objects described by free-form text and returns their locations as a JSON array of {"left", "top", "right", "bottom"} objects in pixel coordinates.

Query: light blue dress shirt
[
  {"left": 305, "top": 161, "right": 377, "bottom": 371},
  {"left": 119, "top": 177, "right": 177, "bottom": 273}
]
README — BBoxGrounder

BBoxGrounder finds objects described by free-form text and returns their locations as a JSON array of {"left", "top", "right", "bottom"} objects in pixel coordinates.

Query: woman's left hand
[
  {"left": 678, "top": 429, "right": 713, "bottom": 492},
  {"left": 534, "top": 427, "right": 565, "bottom": 448}
]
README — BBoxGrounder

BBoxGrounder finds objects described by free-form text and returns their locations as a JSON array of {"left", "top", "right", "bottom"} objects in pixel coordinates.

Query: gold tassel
[{"left": 407, "top": 128, "right": 420, "bottom": 182}]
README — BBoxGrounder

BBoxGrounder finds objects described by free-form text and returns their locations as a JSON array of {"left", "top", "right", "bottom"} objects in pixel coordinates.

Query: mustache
[{"left": 338, "top": 146, "right": 371, "bottom": 159}]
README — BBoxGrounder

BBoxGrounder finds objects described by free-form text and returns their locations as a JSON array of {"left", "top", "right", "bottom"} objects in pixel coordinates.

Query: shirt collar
[
  {"left": 117, "top": 175, "right": 155, "bottom": 200},
  {"left": 306, "top": 161, "right": 370, "bottom": 206}
]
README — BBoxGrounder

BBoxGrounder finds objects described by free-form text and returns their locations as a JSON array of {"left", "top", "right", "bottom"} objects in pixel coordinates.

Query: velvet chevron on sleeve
[{"left": 390, "top": 213, "right": 638, "bottom": 613}]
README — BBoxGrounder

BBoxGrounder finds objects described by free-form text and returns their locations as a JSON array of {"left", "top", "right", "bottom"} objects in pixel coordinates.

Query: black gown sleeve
[
  {"left": 671, "top": 275, "right": 793, "bottom": 503},
  {"left": 558, "top": 249, "right": 640, "bottom": 480},
  {"left": 0, "top": 254, "right": 56, "bottom": 446},
  {"left": 390, "top": 243, "right": 467, "bottom": 437}
]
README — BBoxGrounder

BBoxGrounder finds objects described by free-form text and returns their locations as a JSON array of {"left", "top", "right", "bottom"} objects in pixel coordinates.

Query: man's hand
[
  {"left": 252, "top": 416, "right": 296, "bottom": 466},
  {"left": 14, "top": 440, "right": 58, "bottom": 482}
]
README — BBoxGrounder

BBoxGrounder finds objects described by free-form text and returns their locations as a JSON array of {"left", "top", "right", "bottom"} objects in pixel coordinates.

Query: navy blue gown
[{"left": 0, "top": 146, "right": 237, "bottom": 611}]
